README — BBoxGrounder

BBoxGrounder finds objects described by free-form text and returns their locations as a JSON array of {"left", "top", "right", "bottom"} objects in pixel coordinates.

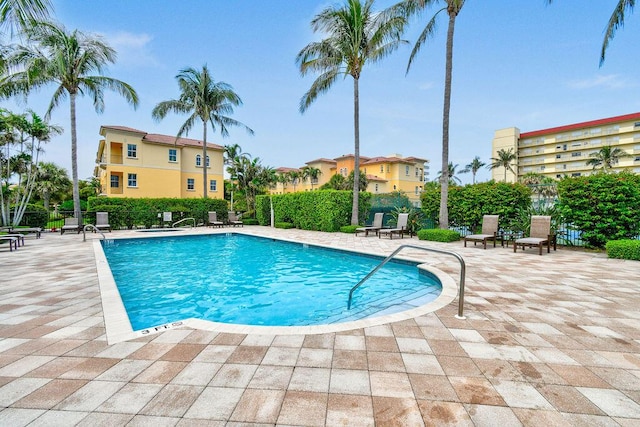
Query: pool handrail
[
  {"left": 83, "top": 224, "right": 106, "bottom": 241},
  {"left": 172, "top": 217, "right": 196, "bottom": 228},
  {"left": 347, "top": 244, "right": 466, "bottom": 319}
]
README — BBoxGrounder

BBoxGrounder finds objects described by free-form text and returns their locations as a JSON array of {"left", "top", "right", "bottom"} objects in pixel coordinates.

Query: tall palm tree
[
  {"left": 296, "top": 0, "right": 407, "bottom": 225},
  {"left": 6, "top": 21, "right": 139, "bottom": 221},
  {"left": 224, "top": 143, "right": 250, "bottom": 210},
  {"left": 153, "top": 65, "right": 253, "bottom": 199},
  {"left": 586, "top": 145, "right": 631, "bottom": 172},
  {"left": 488, "top": 148, "right": 517, "bottom": 182},
  {"left": 392, "top": 0, "right": 465, "bottom": 228},
  {"left": 460, "top": 155, "right": 485, "bottom": 184},
  {"left": 287, "top": 169, "right": 302, "bottom": 192}
]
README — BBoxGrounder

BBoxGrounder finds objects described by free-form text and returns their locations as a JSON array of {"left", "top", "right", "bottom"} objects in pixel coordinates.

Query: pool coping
[{"left": 94, "top": 229, "right": 459, "bottom": 344}]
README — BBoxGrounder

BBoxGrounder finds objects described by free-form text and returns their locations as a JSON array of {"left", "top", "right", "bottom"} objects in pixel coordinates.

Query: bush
[
  {"left": 59, "top": 199, "right": 87, "bottom": 212},
  {"left": 417, "top": 229, "right": 460, "bottom": 242},
  {"left": 606, "top": 239, "right": 640, "bottom": 261},
  {"left": 421, "top": 181, "right": 531, "bottom": 232},
  {"left": 557, "top": 172, "right": 640, "bottom": 248},
  {"left": 340, "top": 225, "right": 360, "bottom": 233},
  {"left": 242, "top": 218, "right": 259, "bottom": 225},
  {"left": 275, "top": 222, "right": 294, "bottom": 229},
  {"left": 11, "top": 204, "right": 48, "bottom": 228},
  {"left": 256, "top": 191, "right": 371, "bottom": 231}
]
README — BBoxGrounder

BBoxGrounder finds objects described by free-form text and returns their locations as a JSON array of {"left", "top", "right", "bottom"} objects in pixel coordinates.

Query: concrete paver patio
[{"left": 0, "top": 226, "right": 638, "bottom": 426}]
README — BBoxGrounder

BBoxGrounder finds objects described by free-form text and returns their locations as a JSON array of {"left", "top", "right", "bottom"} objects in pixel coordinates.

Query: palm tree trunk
[
  {"left": 439, "top": 12, "right": 456, "bottom": 229},
  {"left": 70, "top": 92, "right": 82, "bottom": 222},
  {"left": 202, "top": 122, "right": 208, "bottom": 198},
  {"left": 351, "top": 77, "right": 360, "bottom": 226}
]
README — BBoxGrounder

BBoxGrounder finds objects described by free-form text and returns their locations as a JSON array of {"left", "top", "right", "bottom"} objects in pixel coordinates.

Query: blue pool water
[{"left": 101, "top": 234, "right": 442, "bottom": 330}]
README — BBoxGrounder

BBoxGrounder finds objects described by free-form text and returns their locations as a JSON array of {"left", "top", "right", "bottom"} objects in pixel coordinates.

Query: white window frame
[
  {"left": 127, "top": 173, "right": 137, "bottom": 187},
  {"left": 187, "top": 178, "right": 195, "bottom": 190},
  {"left": 169, "top": 149, "right": 177, "bottom": 162},
  {"left": 127, "top": 144, "right": 137, "bottom": 158},
  {"left": 210, "top": 179, "right": 217, "bottom": 192}
]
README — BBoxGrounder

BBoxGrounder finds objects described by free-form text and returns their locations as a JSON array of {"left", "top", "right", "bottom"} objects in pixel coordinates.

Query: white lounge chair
[
  {"left": 96, "top": 212, "right": 111, "bottom": 232},
  {"left": 513, "top": 215, "right": 554, "bottom": 255},
  {"left": 228, "top": 212, "right": 243, "bottom": 227},
  {"left": 464, "top": 215, "right": 502, "bottom": 249},
  {"left": 61, "top": 218, "right": 83, "bottom": 235},
  {"left": 379, "top": 213, "right": 409, "bottom": 239},
  {"left": 208, "top": 211, "right": 224, "bottom": 228},
  {"left": 356, "top": 212, "right": 384, "bottom": 237}
]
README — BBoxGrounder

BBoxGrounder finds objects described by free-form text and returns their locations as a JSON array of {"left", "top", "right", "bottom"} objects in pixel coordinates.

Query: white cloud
[
  {"left": 101, "top": 31, "right": 158, "bottom": 68},
  {"left": 567, "top": 74, "right": 631, "bottom": 90}
]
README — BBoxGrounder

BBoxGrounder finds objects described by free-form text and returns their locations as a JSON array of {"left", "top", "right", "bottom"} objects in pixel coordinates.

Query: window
[
  {"left": 555, "top": 154, "right": 561, "bottom": 159},
  {"left": 210, "top": 179, "right": 217, "bottom": 191},
  {"left": 634, "top": 122, "right": 640, "bottom": 128},
  {"left": 571, "top": 172, "right": 581, "bottom": 177},
  {"left": 187, "top": 178, "right": 195, "bottom": 190},
  {"left": 415, "top": 168, "right": 419, "bottom": 177},
  {"left": 556, "top": 174, "right": 562, "bottom": 178},
  {"left": 393, "top": 185, "right": 397, "bottom": 190},
  {"left": 405, "top": 165, "right": 410, "bottom": 176},
  {"left": 206, "top": 156, "right": 210, "bottom": 167},
  {"left": 127, "top": 173, "right": 137, "bottom": 187},
  {"left": 127, "top": 144, "right": 137, "bottom": 158},
  {"left": 169, "top": 149, "right": 177, "bottom": 162},
  {"left": 380, "top": 165, "right": 384, "bottom": 173},
  {"left": 415, "top": 186, "right": 420, "bottom": 195},
  {"left": 110, "top": 175, "right": 119, "bottom": 188},
  {"left": 374, "top": 184, "right": 378, "bottom": 192},
  {"left": 571, "top": 152, "right": 582, "bottom": 157},
  {"left": 196, "top": 155, "right": 202, "bottom": 167},
  {"left": 386, "top": 165, "right": 390, "bottom": 172}
]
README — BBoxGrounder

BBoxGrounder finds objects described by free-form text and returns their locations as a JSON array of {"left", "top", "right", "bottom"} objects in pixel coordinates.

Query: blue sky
[{"left": 6, "top": 0, "right": 640, "bottom": 184}]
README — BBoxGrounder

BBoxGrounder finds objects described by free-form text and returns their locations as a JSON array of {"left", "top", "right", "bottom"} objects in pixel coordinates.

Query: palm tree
[
  {"left": 436, "top": 162, "right": 462, "bottom": 185},
  {"left": 224, "top": 143, "right": 250, "bottom": 210},
  {"left": 287, "top": 169, "right": 302, "bottom": 192},
  {"left": 301, "top": 165, "right": 322, "bottom": 190},
  {"left": 392, "top": 0, "right": 465, "bottom": 228},
  {"left": 460, "top": 155, "right": 485, "bottom": 184},
  {"left": 488, "top": 148, "right": 517, "bottom": 182},
  {"left": 0, "top": 0, "right": 52, "bottom": 35},
  {"left": 586, "top": 145, "right": 631, "bottom": 172},
  {"left": 296, "top": 0, "right": 406, "bottom": 225},
  {"left": 6, "top": 21, "right": 139, "bottom": 221},
  {"left": 152, "top": 65, "right": 253, "bottom": 199},
  {"left": 35, "top": 161, "right": 70, "bottom": 211}
]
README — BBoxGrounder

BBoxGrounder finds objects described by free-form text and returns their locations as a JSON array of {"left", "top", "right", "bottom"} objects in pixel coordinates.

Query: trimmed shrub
[
  {"left": 557, "top": 172, "right": 640, "bottom": 248},
  {"left": 606, "top": 239, "right": 640, "bottom": 261},
  {"left": 256, "top": 191, "right": 371, "bottom": 231},
  {"left": 11, "top": 204, "right": 48, "bottom": 228},
  {"left": 421, "top": 181, "right": 531, "bottom": 232},
  {"left": 417, "top": 229, "right": 460, "bottom": 242},
  {"left": 275, "top": 222, "right": 294, "bottom": 229},
  {"left": 340, "top": 225, "right": 360, "bottom": 233},
  {"left": 242, "top": 218, "right": 259, "bottom": 225}
]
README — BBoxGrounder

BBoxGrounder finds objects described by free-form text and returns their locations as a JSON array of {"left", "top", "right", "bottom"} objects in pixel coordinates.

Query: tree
[
  {"left": 34, "top": 161, "right": 70, "bottom": 211},
  {"left": 586, "top": 145, "right": 631, "bottom": 172},
  {"left": 296, "top": 0, "right": 406, "bottom": 225},
  {"left": 6, "top": 21, "right": 139, "bottom": 222},
  {"left": 393, "top": 0, "right": 465, "bottom": 229},
  {"left": 460, "top": 155, "right": 485, "bottom": 184},
  {"left": 320, "top": 173, "right": 347, "bottom": 190},
  {"left": 301, "top": 165, "right": 322, "bottom": 190},
  {"left": 436, "top": 162, "right": 462, "bottom": 185},
  {"left": 224, "top": 143, "right": 250, "bottom": 210},
  {"left": 0, "top": 0, "right": 52, "bottom": 35},
  {"left": 287, "top": 169, "right": 302, "bottom": 192},
  {"left": 152, "top": 65, "right": 253, "bottom": 198},
  {"left": 488, "top": 148, "right": 516, "bottom": 182}
]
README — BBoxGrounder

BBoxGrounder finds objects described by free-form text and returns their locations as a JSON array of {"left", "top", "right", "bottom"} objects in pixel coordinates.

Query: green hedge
[
  {"left": 557, "top": 172, "right": 640, "bottom": 248},
  {"left": 606, "top": 239, "right": 640, "bottom": 261},
  {"left": 417, "top": 229, "right": 460, "bottom": 242},
  {"left": 421, "top": 182, "right": 531, "bottom": 232},
  {"left": 10, "top": 204, "right": 48, "bottom": 228},
  {"left": 87, "top": 197, "right": 228, "bottom": 229},
  {"left": 275, "top": 222, "right": 294, "bottom": 229},
  {"left": 256, "top": 191, "right": 371, "bottom": 232},
  {"left": 242, "top": 218, "right": 259, "bottom": 225},
  {"left": 339, "top": 225, "right": 360, "bottom": 233}
]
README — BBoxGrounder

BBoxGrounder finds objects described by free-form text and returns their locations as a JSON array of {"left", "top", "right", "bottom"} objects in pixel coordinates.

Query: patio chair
[
  {"left": 163, "top": 212, "right": 172, "bottom": 227},
  {"left": 0, "top": 235, "right": 18, "bottom": 251},
  {"left": 96, "top": 212, "right": 111, "bottom": 232},
  {"left": 208, "top": 211, "right": 224, "bottom": 228},
  {"left": 61, "top": 218, "right": 83, "bottom": 235},
  {"left": 463, "top": 215, "right": 502, "bottom": 249},
  {"left": 379, "top": 213, "right": 409, "bottom": 239},
  {"left": 356, "top": 212, "right": 384, "bottom": 237},
  {"left": 2, "top": 233, "right": 25, "bottom": 247},
  {"left": 228, "top": 212, "right": 243, "bottom": 227},
  {"left": 8, "top": 226, "right": 41, "bottom": 238},
  {"left": 513, "top": 215, "right": 554, "bottom": 255}
]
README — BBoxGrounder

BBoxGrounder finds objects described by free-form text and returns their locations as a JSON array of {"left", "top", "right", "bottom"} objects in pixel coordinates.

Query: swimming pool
[{"left": 100, "top": 233, "right": 443, "bottom": 331}]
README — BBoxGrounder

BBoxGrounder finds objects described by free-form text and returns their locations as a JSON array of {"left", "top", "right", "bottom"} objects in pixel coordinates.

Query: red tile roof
[
  {"left": 100, "top": 125, "right": 223, "bottom": 150},
  {"left": 306, "top": 158, "right": 337, "bottom": 165},
  {"left": 520, "top": 112, "right": 640, "bottom": 138}
]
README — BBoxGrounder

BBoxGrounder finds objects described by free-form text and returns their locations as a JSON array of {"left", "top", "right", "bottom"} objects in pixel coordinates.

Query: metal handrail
[
  {"left": 347, "top": 244, "right": 467, "bottom": 319},
  {"left": 83, "top": 224, "right": 106, "bottom": 241},
  {"left": 172, "top": 217, "right": 195, "bottom": 228}
]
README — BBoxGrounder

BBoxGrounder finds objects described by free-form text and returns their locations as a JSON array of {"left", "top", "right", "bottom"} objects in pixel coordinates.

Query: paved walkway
[{"left": 0, "top": 227, "right": 638, "bottom": 426}]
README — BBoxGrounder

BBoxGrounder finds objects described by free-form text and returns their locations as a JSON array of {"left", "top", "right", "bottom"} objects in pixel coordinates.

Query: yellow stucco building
[
  {"left": 492, "top": 112, "right": 640, "bottom": 182},
  {"left": 94, "top": 126, "right": 224, "bottom": 198},
  {"left": 272, "top": 153, "right": 429, "bottom": 206}
]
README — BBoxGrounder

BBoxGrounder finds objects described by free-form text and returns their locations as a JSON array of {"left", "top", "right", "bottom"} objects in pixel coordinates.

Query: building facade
[
  {"left": 272, "top": 153, "right": 429, "bottom": 206},
  {"left": 94, "top": 126, "right": 224, "bottom": 198},
  {"left": 492, "top": 112, "right": 640, "bottom": 182}
]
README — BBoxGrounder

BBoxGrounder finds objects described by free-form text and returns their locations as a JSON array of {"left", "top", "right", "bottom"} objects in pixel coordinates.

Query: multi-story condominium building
[
  {"left": 492, "top": 112, "right": 640, "bottom": 182},
  {"left": 94, "top": 126, "right": 224, "bottom": 198},
  {"left": 272, "top": 153, "right": 429, "bottom": 206}
]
